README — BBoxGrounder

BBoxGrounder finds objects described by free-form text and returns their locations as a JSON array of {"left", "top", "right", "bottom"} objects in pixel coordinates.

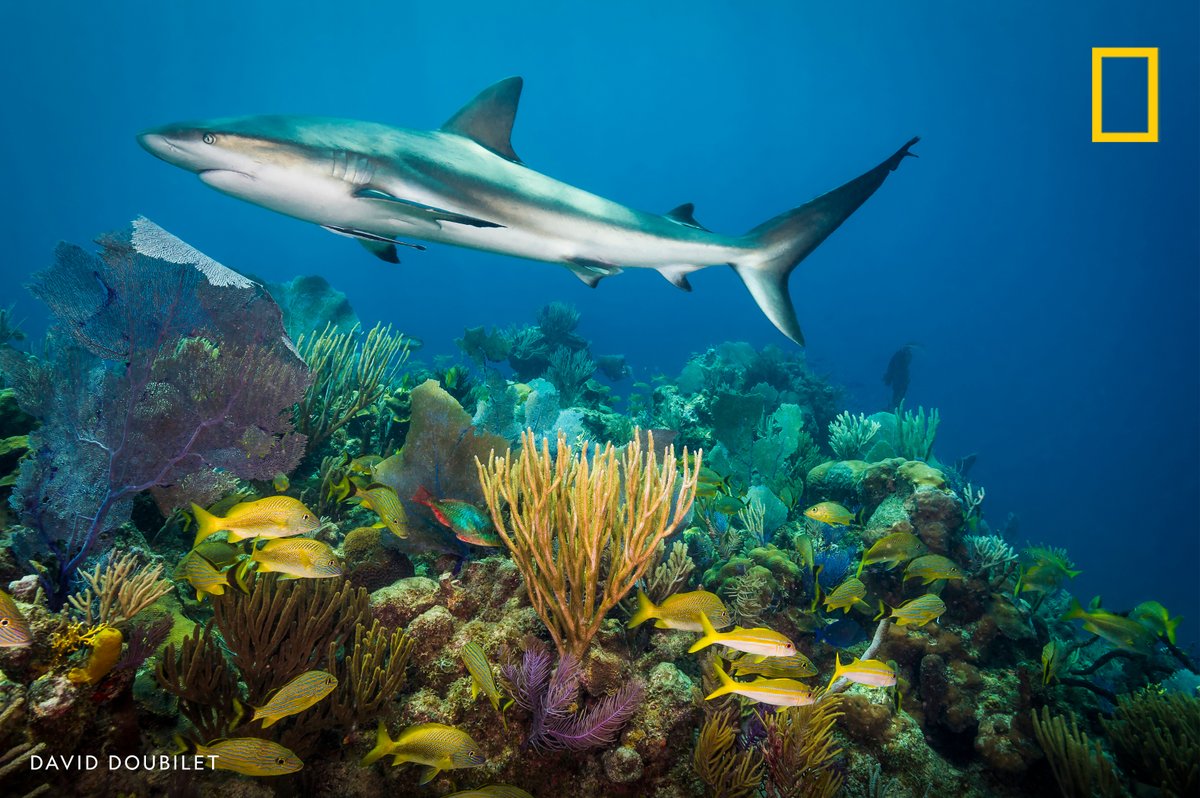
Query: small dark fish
[
  {"left": 814, "top": 617, "right": 868, "bottom": 649},
  {"left": 883, "top": 344, "right": 916, "bottom": 408}
]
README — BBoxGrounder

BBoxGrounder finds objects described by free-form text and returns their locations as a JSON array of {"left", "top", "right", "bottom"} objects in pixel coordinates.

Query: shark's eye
[{"left": 203, "top": 133, "right": 216, "bottom": 145}]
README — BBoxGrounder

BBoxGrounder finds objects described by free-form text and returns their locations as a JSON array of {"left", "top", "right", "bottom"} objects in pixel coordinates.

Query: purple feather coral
[
  {"left": 501, "top": 640, "right": 643, "bottom": 752},
  {"left": 0, "top": 218, "right": 308, "bottom": 607}
]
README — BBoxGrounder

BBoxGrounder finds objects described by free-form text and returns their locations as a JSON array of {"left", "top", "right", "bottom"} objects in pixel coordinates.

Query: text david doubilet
[{"left": 30, "top": 754, "right": 217, "bottom": 771}]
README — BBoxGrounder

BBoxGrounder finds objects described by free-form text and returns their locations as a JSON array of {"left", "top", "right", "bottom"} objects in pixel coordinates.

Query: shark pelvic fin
[
  {"left": 566, "top": 257, "right": 622, "bottom": 288},
  {"left": 656, "top": 264, "right": 694, "bottom": 292},
  {"left": 442, "top": 76, "right": 523, "bottom": 163},
  {"left": 664, "top": 203, "right": 709, "bottom": 231}
]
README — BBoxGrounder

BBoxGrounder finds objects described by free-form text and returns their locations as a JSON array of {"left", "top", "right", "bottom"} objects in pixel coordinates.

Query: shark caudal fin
[{"left": 734, "top": 137, "right": 919, "bottom": 345}]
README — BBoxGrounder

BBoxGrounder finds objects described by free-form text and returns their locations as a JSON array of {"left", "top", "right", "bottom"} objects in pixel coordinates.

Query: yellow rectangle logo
[{"left": 1092, "top": 47, "right": 1159, "bottom": 142}]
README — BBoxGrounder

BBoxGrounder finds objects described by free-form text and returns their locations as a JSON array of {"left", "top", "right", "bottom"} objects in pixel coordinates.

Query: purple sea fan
[
  {"left": 0, "top": 218, "right": 308, "bottom": 607},
  {"left": 501, "top": 641, "right": 643, "bottom": 752}
]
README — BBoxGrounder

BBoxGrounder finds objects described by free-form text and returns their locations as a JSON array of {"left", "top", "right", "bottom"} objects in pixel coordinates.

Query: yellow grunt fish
[
  {"left": 1040, "top": 640, "right": 1075, "bottom": 686},
  {"left": 362, "top": 721, "right": 485, "bottom": 784},
  {"left": 461, "top": 642, "right": 509, "bottom": 715},
  {"left": 794, "top": 533, "right": 814, "bottom": 570},
  {"left": 628, "top": 589, "right": 732, "bottom": 632},
  {"left": 1062, "top": 598, "right": 1157, "bottom": 655},
  {"left": 856, "top": 532, "right": 926, "bottom": 577},
  {"left": 729, "top": 651, "right": 818, "bottom": 679},
  {"left": 706, "top": 660, "right": 815, "bottom": 706},
  {"left": 251, "top": 670, "right": 338, "bottom": 728},
  {"left": 829, "top": 653, "right": 897, "bottom": 688},
  {"left": 804, "top": 501, "right": 855, "bottom": 526},
  {"left": 177, "top": 550, "right": 229, "bottom": 601},
  {"left": 446, "top": 788, "right": 534, "bottom": 798},
  {"left": 191, "top": 496, "right": 319, "bottom": 545},
  {"left": 880, "top": 594, "right": 947, "bottom": 627},
  {"left": 689, "top": 612, "right": 796, "bottom": 660},
  {"left": 903, "top": 554, "right": 964, "bottom": 585},
  {"left": 823, "top": 577, "right": 868, "bottom": 614},
  {"left": 1130, "top": 601, "right": 1182, "bottom": 645},
  {"left": 352, "top": 483, "right": 409, "bottom": 540},
  {"left": 250, "top": 538, "right": 343, "bottom": 579},
  {"left": 271, "top": 473, "right": 290, "bottom": 493},
  {"left": 194, "top": 738, "right": 303, "bottom": 776},
  {"left": 0, "top": 590, "right": 31, "bottom": 648}
]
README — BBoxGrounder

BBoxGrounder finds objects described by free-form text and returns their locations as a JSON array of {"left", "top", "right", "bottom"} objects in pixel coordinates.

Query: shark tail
[{"left": 734, "top": 137, "right": 919, "bottom": 345}]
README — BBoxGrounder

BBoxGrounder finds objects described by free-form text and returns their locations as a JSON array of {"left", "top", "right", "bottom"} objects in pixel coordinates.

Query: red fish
[{"left": 412, "top": 487, "right": 500, "bottom": 547}]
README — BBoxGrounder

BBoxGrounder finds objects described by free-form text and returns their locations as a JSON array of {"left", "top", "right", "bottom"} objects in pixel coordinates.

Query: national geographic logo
[{"left": 1092, "top": 47, "right": 1159, "bottom": 142}]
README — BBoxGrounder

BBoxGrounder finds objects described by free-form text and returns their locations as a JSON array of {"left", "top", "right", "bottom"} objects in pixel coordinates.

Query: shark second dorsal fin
[
  {"left": 443, "top": 77, "right": 524, "bottom": 162},
  {"left": 665, "top": 203, "right": 709, "bottom": 231}
]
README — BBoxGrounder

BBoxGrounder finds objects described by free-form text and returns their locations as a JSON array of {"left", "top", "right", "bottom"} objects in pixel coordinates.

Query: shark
[{"left": 138, "top": 77, "right": 917, "bottom": 344}]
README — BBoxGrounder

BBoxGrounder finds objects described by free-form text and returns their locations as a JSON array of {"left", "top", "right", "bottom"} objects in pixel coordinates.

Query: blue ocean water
[{"left": 1, "top": 0, "right": 1196, "bottom": 647}]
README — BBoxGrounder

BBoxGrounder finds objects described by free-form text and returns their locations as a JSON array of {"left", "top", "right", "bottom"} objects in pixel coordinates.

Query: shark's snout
[{"left": 137, "top": 131, "right": 178, "bottom": 160}]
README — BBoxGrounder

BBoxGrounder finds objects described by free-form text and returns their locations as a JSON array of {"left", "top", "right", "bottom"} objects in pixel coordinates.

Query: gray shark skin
[{"left": 139, "top": 77, "right": 917, "bottom": 345}]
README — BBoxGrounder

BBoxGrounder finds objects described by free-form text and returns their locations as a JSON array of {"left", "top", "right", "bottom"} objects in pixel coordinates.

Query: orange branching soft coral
[{"left": 478, "top": 428, "right": 699, "bottom": 659}]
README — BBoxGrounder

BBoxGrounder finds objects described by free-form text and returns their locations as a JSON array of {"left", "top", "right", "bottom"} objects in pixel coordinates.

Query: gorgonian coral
[{"left": 0, "top": 218, "right": 307, "bottom": 606}]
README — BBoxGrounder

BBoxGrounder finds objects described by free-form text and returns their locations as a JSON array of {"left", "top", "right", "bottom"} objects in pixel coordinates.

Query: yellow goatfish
[
  {"left": 880, "top": 594, "right": 947, "bottom": 627},
  {"left": 706, "top": 660, "right": 815, "bottom": 706},
  {"left": 828, "top": 653, "right": 897, "bottom": 688},
  {"left": 628, "top": 589, "right": 732, "bottom": 632},
  {"left": 362, "top": 721, "right": 485, "bottom": 784},
  {"left": 823, "top": 577, "right": 868, "bottom": 614},
  {"left": 250, "top": 538, "right": 343, "bottom": 579},
  {"left": 251, "top": 670, "right": 338, "bottom": 728},
  {"left": 1062, "top": 598, "right": 1157, "bottom": 655},
  {"left": 688, "top": 612, "right": 796, "bottom": 660},
  {"left": 191, "top": 496, "right": 319, "bottom": 545},
  {"left": 804, "top": 501, "right": 855, "bottom": 526},
  {"left": 194, "top": 738, "right": 303, "bottom": 776}
]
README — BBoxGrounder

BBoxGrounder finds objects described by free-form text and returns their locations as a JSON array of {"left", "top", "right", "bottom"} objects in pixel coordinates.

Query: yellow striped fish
[
  {"left": 352, "top": 483, "right": 409, "bottom": 540},
  {"left": 194, "top": 738, "right": 303, "bottom": 776},
  {"left": 177, "top": 550, "right": 229, "bottom": 601},
  {"left": 705, "top": 660, "right": 815, "bottom": 706},
  {"left": 191, "top": 496, "right": 319, "bottom": 545},
  {"left": 829, "top": 653, "right": 897, "bottom": 688},
  {"left": 628, "top": 589, "right": 732, "bottom": 632},
  {"left": 688, "top": 612, "right": 796, "bottom": 660},
  {"left": 856, "top": 532, "right": 926, "bottom": 576},
  {"left": 250, "top": 538, "right": 343, "bottom": 579},
  {"left": 362, "top": 721, "right": 485, "bottom": 784},
  {"left": 881, "top": 594, "right": 946, "bottom": 627},
  {"left": 0, "top": 590, "right": 32, "bottom": 648},
  {"left": 446, "top": 788, "right": 534, "bottom": 798},
  {"left": 461, "top": 642, "right": 506, "bottom": 713},
  {"left": 729, "top": 651, "right": 818, "bottom": 679},
  {"left": 251, "top": 671, "right": 338, "bottom": 728},
  {"left": 804, "top": 501, "right": 855, "bottom": 526},
  {"left": 903, "top": 554, "right": 964, "bottom": 585},
  {"left": 823, "top": 577, "right": 868, "bottom": 614}
]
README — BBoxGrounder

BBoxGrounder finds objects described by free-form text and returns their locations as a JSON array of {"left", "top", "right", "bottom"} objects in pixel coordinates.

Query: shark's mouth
[{"left": 198, "top": 169, "right": 255, "bottom": 188}]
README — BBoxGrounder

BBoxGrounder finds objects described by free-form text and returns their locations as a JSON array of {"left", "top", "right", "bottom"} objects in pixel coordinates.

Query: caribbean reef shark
[{"left": 139, "top": 77, "right": 916, "bottom": 344}]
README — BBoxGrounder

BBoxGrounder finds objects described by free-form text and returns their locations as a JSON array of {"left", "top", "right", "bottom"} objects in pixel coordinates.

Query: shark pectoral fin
[
  {"left": 321, "top": 225, "right": 426, "bottom": 263},
  {"left": 566, "top": 257, "right": 622, "bottom": 288},
  {"left": 657, "top": 264, "right": 695, "bottom": 292},
  {"left": 441, "top": 76, "right": 523, "bottom": 162},
  {"left": 352, "top": 189, "right": 505, "bottom": 229},
  {"left": 665, "top": 203, "right": 709, "bottom": 231}
]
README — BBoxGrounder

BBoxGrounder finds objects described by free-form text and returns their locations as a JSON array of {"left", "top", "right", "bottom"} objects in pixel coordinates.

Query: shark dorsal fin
[
  {"left": 665, "top": 203, "right": 708, "bottom": 231},
  {"left": 442, "top": 77, "right": 524, "bottom": 162}
]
